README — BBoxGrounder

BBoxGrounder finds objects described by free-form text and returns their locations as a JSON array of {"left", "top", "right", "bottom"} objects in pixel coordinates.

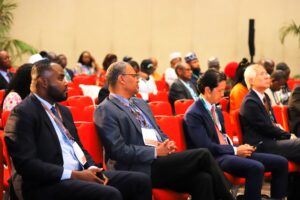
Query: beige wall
[{"left": 10, "top": 0, "right": 300, "bottom": 75}]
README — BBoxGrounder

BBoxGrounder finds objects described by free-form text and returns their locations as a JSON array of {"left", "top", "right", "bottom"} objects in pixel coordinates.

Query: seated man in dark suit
[
  {"left": 168, "top": 62, "right": 199, "bottom": 110},
  {"left": 4, "top": 60, "right": 152, "bottom": 200},
  {"left": 288, "top": 85, "right": 300, "bottom": 137},
  {"left": 0, "top": 50, "right": 14, "bottom": 90},
  {"left": 184, "top": 69, "right": 288, "bottom": 200},
  {"left": 240, "top": 63, "right": 300, "bottom": 163},
  {"left": 94, "top": 61, "right": 235, "bottom": 200}
]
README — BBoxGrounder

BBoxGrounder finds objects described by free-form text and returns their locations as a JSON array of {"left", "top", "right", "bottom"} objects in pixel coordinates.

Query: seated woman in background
[
  {"left": 75, "top": 51, "right": 99, "bottom": 75},
  {"left": 97, "top": 53, "right": 117, "bottom": 86},
  {"left": 229, "top": 58, "right": 250, "bottom": 119},
  {"left": 2, "top": 63, "right": 33, "bottom": 111},
  {"left": 138, "top": 59, "right": 157, "bottom": 101}
]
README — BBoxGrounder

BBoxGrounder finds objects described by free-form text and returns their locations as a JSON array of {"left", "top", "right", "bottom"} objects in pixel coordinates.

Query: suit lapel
[
  {"left": 31, "top": 95, "right": 63, "bottom": 148},
  {"left": 109, "top": 96, "right": 142, "bottom": 133},
  {"left": 196, "top": 100, "right": 219, "bottom": 141},
  {"left": 178, "top": 80, "right": 193, "bottom": 99}
]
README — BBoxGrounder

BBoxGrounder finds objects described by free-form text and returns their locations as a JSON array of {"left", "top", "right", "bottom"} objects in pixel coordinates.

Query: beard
[{"left": 47, "top": 84, "right": 67, "bottom": 102}]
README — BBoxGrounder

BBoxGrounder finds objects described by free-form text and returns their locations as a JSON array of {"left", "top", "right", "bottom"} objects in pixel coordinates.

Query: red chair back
[
  {"left": 219, "top": 97, "right": 229, "bottom": 112},
  {"left": 272, "top": 105, "right": 290, "bottom": 132},
  {"left": 287, "top": 79, "right": 300, "bottom": 90},
  {"left": 148, "top": 101, "right": 172, "bottom": 116},
  {"left": 0, "top": 139, "right": 3, "bottom": 200},
  {"left": 155, "top": 115, "right": 186, "bottom": 152},
  {"left": 222, "top": 111, "right": 234, "bottom": 140},
  {"left": 233, "top": 109, "right": 243, "bottom": 144},
  {"left": 67, "top": 106, "right": 87, "bottom": 122},
  {"left": 67, "top": 87, "right": 83, "bottom": 97},
  {"left": 174, "top": 99, "right": 194, "bottom": 115},
  {"left": 67, "top": 96, "right": 94, "bottom": 109},
  {"left": 1, "top": 110, "right": 10, "bottom": 128},
  {"left": 155, "top": 80, "right": 169, "bottom": 92},
  {"left": 0, "top": 130, "right": 11, "bottom": 191},
  {"left": 148, "top": 91, "right": 168, "bottom": 102},
  {"left": 73, "top": 75, "right": 96, "bottom": 86},
  {"left": 76, "top": 122, "right": 103, "bottom": 165},
  {"left": 83, "top": 105, "right": 96, "bottom": 122}
]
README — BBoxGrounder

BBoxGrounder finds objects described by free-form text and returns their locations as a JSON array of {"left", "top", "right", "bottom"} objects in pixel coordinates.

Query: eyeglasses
[{"left": 122, "top": 73, "right": 140, "bottom": 78}]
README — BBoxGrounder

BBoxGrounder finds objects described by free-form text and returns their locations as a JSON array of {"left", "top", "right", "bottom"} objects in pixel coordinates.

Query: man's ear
[
  {"left": 38, "top": 77, "right": 48, "bottom": 89},
  {"left": 204, "top": 86, "right": 211, "bottom": 95},
  {"left": 118, "top": 75, "right": 125, "bottom": 85}
]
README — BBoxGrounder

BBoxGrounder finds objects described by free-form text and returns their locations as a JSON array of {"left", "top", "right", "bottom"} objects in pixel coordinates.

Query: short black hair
[
  {"left": 31, "top": 59, "right": 54, "bottom": 80},
  {"left": 197, "top": 69, "right": 226, "bottom": 94}
]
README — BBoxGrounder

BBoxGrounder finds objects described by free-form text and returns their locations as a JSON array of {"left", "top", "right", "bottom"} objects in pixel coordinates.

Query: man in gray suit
[
  {"left": 94, "top": 61, "right": 235, "bottom": 200},
  {"left": 168, "top": 62, "right": 199, "bottom": 110}
]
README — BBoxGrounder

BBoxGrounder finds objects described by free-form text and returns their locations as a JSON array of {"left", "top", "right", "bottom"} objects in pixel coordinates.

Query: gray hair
[
  {"left": 244, "top": 63, "right": 264, "bottom": 89},
  {"left": 106, "top": 61, "right": 128, "bottom": 86}
]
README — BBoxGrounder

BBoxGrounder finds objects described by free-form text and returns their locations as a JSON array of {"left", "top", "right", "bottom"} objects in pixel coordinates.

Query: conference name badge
[
  {"left": 141, "top": 128, "right": 158, "bottom": 147},
  {"left": 73, "top": 142, "right": 87, "bottom": 166}
]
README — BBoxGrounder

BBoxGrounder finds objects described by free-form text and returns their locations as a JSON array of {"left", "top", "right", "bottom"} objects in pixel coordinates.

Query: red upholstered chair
[
  {"left": 155, "top": 115, "right": 186, "bottom": 152},
  {"left": 76, "top": 122, "right": 103, "bottom": 165},
  {"left": 232, "top": 109, "right": 243, "bottom": 144},
  {"left": 148, "top": 101, "right": 172, "bottom": 116},
  {"left": 153, "top": 115, "right": 190, "bottom": 199},
  {"left": 1, "top": 110, "right": 10, "bottom": 129},
  {"left": 148, "top": 91, "right": 168, "bottom": 102},
  {"left": 272, "top": 105, "right": 290, "bottom": 132},
  {"left": 0, "top": 130, "right": 11, "bottom": 193},
  {"left": 67, "top": 87, "right": 83, "bottom": 97},
  {"left": 152, "top": 188, "right": 189, "bottom": 200},
  {"left": 174, "top": 99, "right": 194, "bottom": 115},
  {"left": 67, "top": 106, "right": 87, "bottom": 122},
  {"left": 155, "top": 80, "right": 169, "bottom": 92},
  {"left": 67, "top": 96, "right": 94, "bottom": 109},
  {"left": 83, "top": 105, "right": 96, "bottom": 122},
  {"left": 287, "top": 79, "right": 300, "bottom": 90},
  {"left": 73, "top": 75, "right": 96, "bottom": 86},
  {"left": 0, "top": 138, "right": 4, "bottom": 200},
  {"left": 222, "top": 111, "right": 234, "bottom": 140},
  {"left": 219, "top": 97, "right": 229, "bottom": 113}
]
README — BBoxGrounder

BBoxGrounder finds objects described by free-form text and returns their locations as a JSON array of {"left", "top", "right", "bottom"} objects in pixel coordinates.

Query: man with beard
[
  {"left": 4, "top": 60, "right": 152, "bottom": 200},
  {"left": 0, "top": 50, "right": 14, "bottom": 89},
  {"left": 184, "top": 52, "right": 201, "bottom": 87}
]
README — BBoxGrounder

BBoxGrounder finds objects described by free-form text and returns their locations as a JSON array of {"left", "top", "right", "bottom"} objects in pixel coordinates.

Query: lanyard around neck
[{"left": 41, "top": 103, "right": 74, "bottom": 141}]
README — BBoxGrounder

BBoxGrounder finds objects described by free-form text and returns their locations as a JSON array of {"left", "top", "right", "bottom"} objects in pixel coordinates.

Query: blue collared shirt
[
  {"left": 0, "top": 70, "right": 10, "bottom": 83},
  {"left": 179, "top": 79, "right": 199, "bottom": 100},
  {"left": 34, "top": 94, "right": 81, "bottom": 180}
]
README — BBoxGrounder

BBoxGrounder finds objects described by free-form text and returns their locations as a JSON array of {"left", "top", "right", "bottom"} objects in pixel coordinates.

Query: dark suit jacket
[
  {"left": 4, "top": 95, "right": 94, "bottom": 199},
  {"left": 288, "top": 85, "right": 300, "bottom": 136},
  {"left": 66, "top": 68, "right": 74, "bottom": 80},
  {"left": 94, "top": 96, "right": 168, "bottom": 175},
  {"left": 184, "top": 99, "right": 234, "bottom": 158},
  {"left": 168, "top": 79, "right": 199, "bottom": 107},
  {"left": 0, "top": 72, "right": 13, "bottom": 90},
  {"left": 240, "top": 89, "right": 290, "bottom": 146}
]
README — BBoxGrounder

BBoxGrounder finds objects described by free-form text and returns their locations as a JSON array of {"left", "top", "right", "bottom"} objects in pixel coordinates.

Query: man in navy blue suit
[{"left": 184, "top": 69, "right": 288, "bottom": 200}]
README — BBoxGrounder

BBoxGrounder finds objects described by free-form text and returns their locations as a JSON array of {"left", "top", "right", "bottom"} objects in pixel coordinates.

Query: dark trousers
[
  {"left": 25, "top": 170, "right": 152, "bottom": 200},
  {"left": 217, "top": 152, "right": 288, "bottom": 200},
  {"left": 151, "top": 148, "right": 234, "bottom": 200},
  {"left": 262, "top": 139, "right": 300, "bottom": 163}
]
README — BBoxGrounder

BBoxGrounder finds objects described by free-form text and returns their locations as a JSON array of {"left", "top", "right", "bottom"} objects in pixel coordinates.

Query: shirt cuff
[
  {"left": 88, "top": 166, "right": 98, "bottom": 170},
  {"left": 233, "top": 146, "right": 237, "bottom": 155},
  {"left": 61, "top": 169, "right": 72, "bottom": 180}
]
